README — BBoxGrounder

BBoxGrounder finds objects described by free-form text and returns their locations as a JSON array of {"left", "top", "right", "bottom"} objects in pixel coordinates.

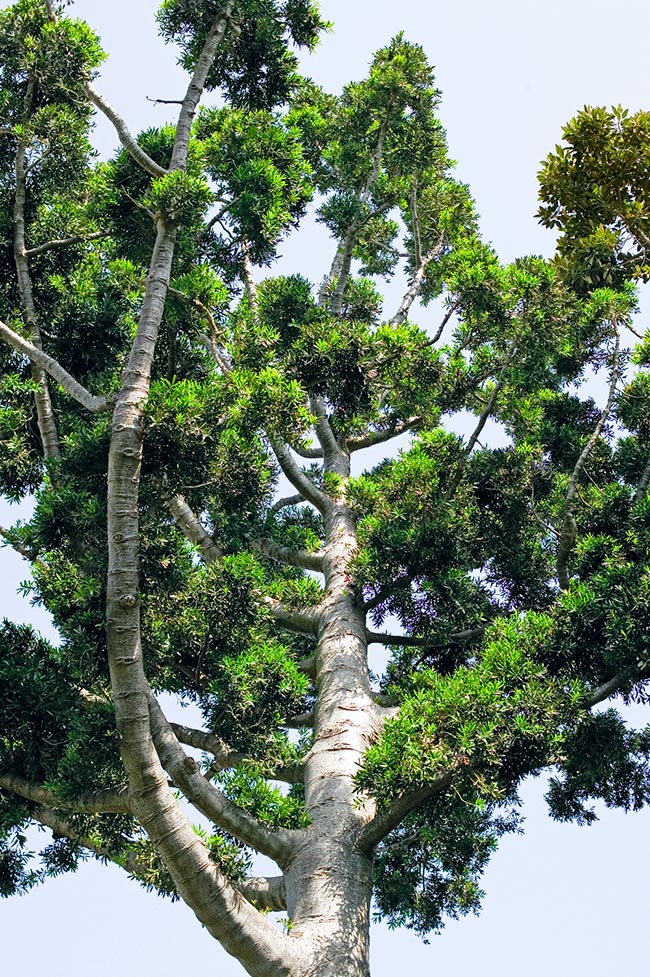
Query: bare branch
[
  {"left": 430, "top": 300, "right": 459, "bottom": 346},
  {"left": 269, "top": 493, "right": 308, "bottom": 516},
  {"left": 310, "top": 394, "right": 342, "bottom": 466},
  {"left": 292, "top": 442, "right": 324, "bottom": 459},
  {"left": 241, "top": 239, "right": 259, "bottom": 311},
  {"left": 557, "top": 333, "right": 621, "bottom": 590},
  {"left": 25, "top": 230, "right": 108, "bottom": 257},
  {"left": 264, "top": 596, "right": 320, "bottom": 636},
  {"left": 237, "top": 875, "right": 287, "bottom": 912},
  {"left": 0, "top": 318, "right": 109, "bottom": 412},
  {"left": 389, "top": 237, "right": 445, "bottom": 328},
  {"left": 284, "top": 710, "right": 314, "bottom": 729},
  {"left": 148, "top": 695, "right": 298, "bottom": 866},
  {"left": 634, "top": 455, "right": 650, "bottom": 502},
  {"left": 585, "top": 670, "right": 649, "bottom": 708},
  {"left": 357, "top": 773, "right": 453, "bottom": 851},
  {"left": 169, "top": 1, "right": 236, "bottom": 172},
  {"left": 84, "top": 81, "right": 168, "bottom": 178},
  {"left": 444, "top": 339, "right": 520, "bottom": 501},
  {"left": 13, "top": 116, "right": 61, "bottom": 462},
  {"left": 366, "top": 627, "right": 485, "bottom": 648},
  {"left": 297, "top": 655, "right": 316, "bottom": 679},
  {"left": 171, "top": 723, "right": 303, "bottom": 784},
  {"left": 269, "top": 438, "right": 331, "bottom": 513},
  {"left": 252, "top": 537, "right": 325, "bottom": 574},
  {"left": 0, "top": 771, "right": 131, "bottom": 815},
  {"left": 167, "top": 286, "right": 231, "bottom": 374},
  {"left": 346, "top": 416, "right": 422, "bottom": 453},
  {"left": 167, "top": 495, "right": 222, "bottom": 565}
]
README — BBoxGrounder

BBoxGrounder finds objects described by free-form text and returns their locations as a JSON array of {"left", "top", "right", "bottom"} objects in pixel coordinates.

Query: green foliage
[
  {"left": 157, "top": 0, "right": 328, "bottom": 109},
  {"left": 1, "top": 0, "right": 650, "bottom": 947},
  {"left": 538, "top": 105, "right": 650, "bottom": 287}
]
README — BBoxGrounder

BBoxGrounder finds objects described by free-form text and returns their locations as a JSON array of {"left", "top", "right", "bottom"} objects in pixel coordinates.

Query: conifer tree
[{"left": 1, "top": 3, "right": 649, "bottom": 976}]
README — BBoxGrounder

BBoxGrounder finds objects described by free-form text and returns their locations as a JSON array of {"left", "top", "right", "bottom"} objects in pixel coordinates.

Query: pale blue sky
[{"left": 2, "top": 1, "right": 650, "bottom": 975}]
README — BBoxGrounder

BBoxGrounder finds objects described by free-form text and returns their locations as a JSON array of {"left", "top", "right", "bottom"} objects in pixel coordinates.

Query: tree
[{"left": 1, "top": 2, "right": 649, "bottom": 976}]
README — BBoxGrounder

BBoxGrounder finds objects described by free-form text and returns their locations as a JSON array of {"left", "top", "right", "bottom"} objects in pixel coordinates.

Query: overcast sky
[{"left": 3, "top": 1, "right": 650, "bottom": 975}]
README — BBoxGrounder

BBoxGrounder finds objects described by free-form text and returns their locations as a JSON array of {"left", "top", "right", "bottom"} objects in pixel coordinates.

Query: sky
[{"left": 2, "top": 1, "right": 650, "bottom": 975}]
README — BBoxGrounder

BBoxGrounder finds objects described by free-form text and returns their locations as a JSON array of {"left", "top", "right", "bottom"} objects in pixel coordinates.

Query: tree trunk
[{"left": 284, "top": 503, "right": 381, "bottom": 977}]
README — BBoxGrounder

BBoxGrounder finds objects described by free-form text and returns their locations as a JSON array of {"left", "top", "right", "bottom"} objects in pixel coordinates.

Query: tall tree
[{"left": 1, "top": 3, "right": 649, "bottom": 976}]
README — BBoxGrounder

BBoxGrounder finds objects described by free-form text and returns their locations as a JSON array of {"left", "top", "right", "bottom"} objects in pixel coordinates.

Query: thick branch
[
  {"left": 585, "top": 669, "right": 649, "bottom": 708},
  {"left": 310, "top": 394, "right": 340, "bottom": 461},
  {"left": 237, "top": 875, "right": 287, "bottom": 912},
  {"left": 557, "top": 333, "right": 621, "bottom": 590},
  {"left": 0, "top": 318, "right": 109, "bottom": 413},
  {"left": 148, "top": 696, "right": 298, "bottom": 866},
  {"left": 366, "top": 627, "right": 484, "bottom": 648},
  {"left": 269, "top": 438, "right": 331, "bottom": 513},
  {"left": 169, "top": 0, "right": 235, "bottom": 172},
  {"left": 292, "top": 442, "right": 324, "bottom": 459},
  {"left": 252, "top": 537, "right": 325, "bottom": 573},
  {"left": 634, "top": 455, "right": 650, "bottom": 502},
  {"left": 84, "top": 81, "right": 168, "bottom": 178},
  {"left": 101, "top": 20, "right": 302, "bottom": 972},
  {"left": 241, "top": 240, "right": 259, "bottom": 311},
  {"left": 0, "top": 771, "right": 131, "bottom": 814},
  {"left": 357, "top": 773, "right": 453, "bottom": 851},
  {"left": 167, "top": 495, "right": 222, "bottom": 565},
  {"left": 264, "top": 596, "right": 320, "bottom": 635}
]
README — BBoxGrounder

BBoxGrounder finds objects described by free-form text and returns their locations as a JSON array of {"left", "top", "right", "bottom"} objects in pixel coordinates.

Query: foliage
[{"left": 0, "top": 2, "right": 649, "bottom": 972}]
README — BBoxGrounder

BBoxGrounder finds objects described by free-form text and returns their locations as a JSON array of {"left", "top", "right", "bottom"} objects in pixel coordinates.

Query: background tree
[{"left": 1, "top": 2, "right": 650, "bottom": 976}]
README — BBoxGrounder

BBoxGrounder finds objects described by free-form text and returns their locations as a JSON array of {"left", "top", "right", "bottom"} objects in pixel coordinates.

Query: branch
[
  {"left": 310, "top": 394, "right": 340, "bottom": 462},
  {"left": 167, "top": 495, "right": 222, "bottom": 565},
  {"left": 31, "top": 805, "right": 140, "bottom": 872},
  {"left": 0, "top": 771, "right": 131, "bottom": 814},
  {"left": 346, "top": 416, "right": 422, "bottom": 453},
  {"left": 167, "top": 286, "right": 231, "bottom": 374},
  {"left": 252, "top": 537, "right": 325, "bottom": 573},
  {"left": 363, "top": 575, "right": 414, "bottom": 613},
  {"left": 366, "top": 627, "right": 485, "bottom": 648},
  {"left": 241, "top": 240, "right": 259, "bottom": 312},
  {"left": 0, "top": 318, "right": 110, "bottom": 412},
  {"left": 171, "top": 723, "right": 303, "bottom": 785},
  {"left": 268, "top": 438, "right": 331, "bottom": 513},
  {"left": 634, "top": 455, "right": 650, "bottom": 502},
  {"left": 169, "top": 0, "right": 236, "bottom": 172},
  {"left": 25, "top": 230, "right": 109, "bottom": 257},
  {"left": 84, "top": 81, "right": 168, "bottom": 178},
  {"left": 584, "top": 669, "right": 649, "bottom": 708},
  {"left": 0, "top": 526, "right": 37, "bottom": 561},
  {"left": 557, "top": 333, "right": 621, "bottom": 590},
  {"left": 430, "top": 301, "right": 459, "bottom": 346},
  {"left": 357, "top": 773, "right": 453, "bottom": 851},
  {"left": 13, "top": 117, "right": 61, "bottom": 463},
  {"left": 264, "top": 596, "right": 320, "bottom": 636},
  {"left": 389, "top": 237, "right": 445, "bottom": 328},
  {"left": 444, "top": 340, "right": 520, "bottom": 500},
  {"left": 269, "top": 493, "right": 307, "bottom": 516},
  {"left": 284, "top": 710, "right": 314, "bottom": 729},
  {"left": 148, "top": 695, "right": 298, "bottom": 866},
  {"left": 237, "top": 875, "right": 287, "bottom": 912},
  {"left": 291, "top": 442, "right": 324, "bottom": 459}
]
